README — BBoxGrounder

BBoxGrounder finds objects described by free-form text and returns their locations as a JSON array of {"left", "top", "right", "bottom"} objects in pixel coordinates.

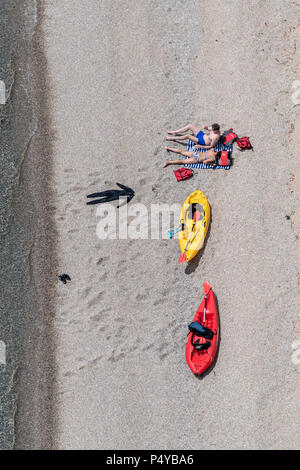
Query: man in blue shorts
[{"left": 165, "top": 123, "right": 221, "bottom": 149}]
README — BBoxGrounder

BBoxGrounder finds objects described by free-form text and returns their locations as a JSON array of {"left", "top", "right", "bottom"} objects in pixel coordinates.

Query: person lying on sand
[
  {"left": 165, "top": 123, "right": 221, "bottom": 149},
  {"left": 163, "top": 146, "right": 218, "bottom": 168}
]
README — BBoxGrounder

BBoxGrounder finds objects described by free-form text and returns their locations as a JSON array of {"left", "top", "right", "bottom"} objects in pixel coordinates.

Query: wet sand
[
  {"left": 20, "top": 0, "right": 300, "bottom": 449},
  {"left": 0, "top": 0, "right": 57, "bottom": 449},
  {"left": 13, "top": 1, "right": 58, "bottom": 450}
]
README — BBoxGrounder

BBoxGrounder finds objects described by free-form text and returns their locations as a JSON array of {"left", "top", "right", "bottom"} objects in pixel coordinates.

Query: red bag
[
  {"left": 236, "top": 136, "right": 252, "bottom": 150},
  {"left": 173, "top": 168, "right": 193, "bottom": 182},
  {"left": 218, "top": 151, "right": 231, "bottom": 166},
  {"left": 221, "top": 128, "right": 238, "bottom": 146}
]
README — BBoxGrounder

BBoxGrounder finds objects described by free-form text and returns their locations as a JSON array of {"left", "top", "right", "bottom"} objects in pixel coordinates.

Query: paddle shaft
[
  {"left": 168, "top": 225, "right": 184, "bottom": 239},
  {"left": 183, "top": 219, "right": 204, "bottom": 253},
  {"left": 203, "top": 294, "right": 207, "bottom": 323}
]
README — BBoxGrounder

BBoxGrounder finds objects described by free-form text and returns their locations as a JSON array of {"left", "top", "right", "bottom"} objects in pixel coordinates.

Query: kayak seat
[
  {"left": 185, "top": 203, "right": 204, "bottom": 221},
  {"left": 192, "top": 338, "right": 211, "bottom": 352},
  {"left": 188, "top": 321, "right": 214, "bottom": 340}
]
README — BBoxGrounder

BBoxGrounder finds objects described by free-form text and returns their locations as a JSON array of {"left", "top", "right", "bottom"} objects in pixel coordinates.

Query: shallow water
[{"left": 0, "top": 0, "right": 37, "bottom": 449}]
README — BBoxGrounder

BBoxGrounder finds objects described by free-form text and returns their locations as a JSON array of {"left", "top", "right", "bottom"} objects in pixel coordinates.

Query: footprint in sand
[
  {"left": 114, "top": 316, "right": 124, "bottom": 322},
  {"left": 137, "top": 166, "right": 148, "bottom": 173},
  {"left": 87, "top": 292, "right": 104, "bottom": 308},
  {"left": 101, "top": 271, "right": 109, "bottom": 280},
  {"left": 63, "top": 371, "right": 75, "bottom": 378},
  {"left": 65, "top": 185, "right": 83, "bottom": 194},
  {"left": 78, "top": 355, "right": 103, "bottom": 370},
  {"left": 89, "top": 313, "right": 103, "bottom": 322},
  {"left": 90, "top": 178, "right": 104, "bottom": 186},
  {"left": 116, "top": 269, "right": 126, "bottom": 278},
  {"left": 134, "top": 195, "right": 143, "bottom": 203},
  {"left": 108, "top": 351, "right": 126, "bottom": 363},
  {"left": 162, "top": 176, "right": 171, "bottom": 183},
  {"left": 96, "top": 256, "right": 110, "bottom": 265},
  {"left": 154, "top": 146, "right": 161, "bottom": 156},
  {"left": 88, "top": 171, "right": 102, "bottom": 177},
  {"left": 82, "top": 286, "right": 93, "bottom": 296},
  {"left": 136, "top": 293, "right": 147, "bottom": 302},
  {"left": 153, "top": 298, "right": 168, "bottom": 306},
  {"left": 97, "top": 307, "right": 112, "bottom": 315},
  {"left": 142, "top": 343, "right": 154, "bottom": 352}
]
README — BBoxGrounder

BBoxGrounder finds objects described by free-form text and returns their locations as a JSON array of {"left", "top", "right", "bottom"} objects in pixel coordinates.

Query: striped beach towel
[{"left": 184, "top": 140, "right": 233, "bottom": 170}]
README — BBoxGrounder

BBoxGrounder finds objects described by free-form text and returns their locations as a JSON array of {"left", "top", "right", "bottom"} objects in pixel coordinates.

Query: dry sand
[{"left": 37, "top": 0, "right": 300, "bottom": 449}]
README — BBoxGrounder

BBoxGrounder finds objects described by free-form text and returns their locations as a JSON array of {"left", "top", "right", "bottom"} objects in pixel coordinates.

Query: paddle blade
[
  {"left": 178, "top": 252, "right": 187, "bottom": 263},
  {"left": 203, "top": 281, "right": 211, "bottom": 296},
  {"left": 194, "top": 210, "right": 201, "bottom": 222}
]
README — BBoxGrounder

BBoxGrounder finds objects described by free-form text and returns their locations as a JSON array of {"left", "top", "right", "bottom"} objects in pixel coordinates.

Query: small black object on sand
[
  {"left": 58, "top": 274, "right": 71, "bottom": 284},
  {"left": 87, "top": 183, "right": 135, "bottom": 208}
]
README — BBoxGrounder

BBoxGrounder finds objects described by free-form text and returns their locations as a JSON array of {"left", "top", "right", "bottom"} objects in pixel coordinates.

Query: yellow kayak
[{"left": 178, "top": 190, "right": 210, "bottom": 263}]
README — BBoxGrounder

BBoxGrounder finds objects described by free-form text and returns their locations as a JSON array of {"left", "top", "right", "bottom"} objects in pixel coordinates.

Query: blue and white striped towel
[{"left": 184, "top": 140, "right": 233, "bottom": 170}]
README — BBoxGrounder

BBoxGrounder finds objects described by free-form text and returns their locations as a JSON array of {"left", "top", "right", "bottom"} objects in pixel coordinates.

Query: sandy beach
[{"left": 3, "top": 0, "right": 299, "bottom": 449}]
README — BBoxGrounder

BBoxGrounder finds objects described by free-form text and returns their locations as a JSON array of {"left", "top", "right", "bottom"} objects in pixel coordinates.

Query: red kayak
[{"left": 186, "top": 281, "right": 219, "bottom": 376}]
